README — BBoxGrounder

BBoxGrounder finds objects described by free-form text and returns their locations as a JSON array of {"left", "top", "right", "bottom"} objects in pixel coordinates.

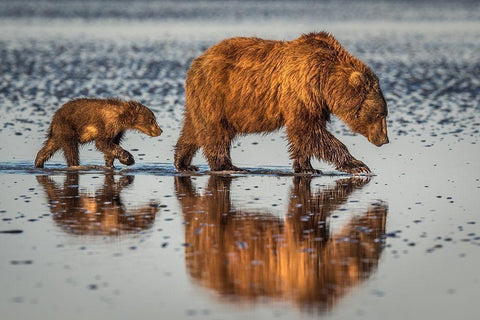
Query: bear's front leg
[
  {"left": 286, "top": 121, "right": 322, "bottom": 174},
  {"left": 96, "top": 139, "right": 135, "bottom": 167},
  {"left": 316, "top": 128, "right": 371, "bottom": 175}
]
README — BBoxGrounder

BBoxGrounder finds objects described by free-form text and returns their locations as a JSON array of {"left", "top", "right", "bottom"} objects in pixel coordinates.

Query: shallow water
[{"left": 1, "top": 1, "right": 480, "bottom": 319}]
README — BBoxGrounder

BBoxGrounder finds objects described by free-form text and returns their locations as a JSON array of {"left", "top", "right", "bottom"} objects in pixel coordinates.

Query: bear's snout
[
  {"left": 372, "top": 135, "right": 389, "bottom": 147},
  {"left": 367, "top": 117, "right": 388, "bottom": 147}
]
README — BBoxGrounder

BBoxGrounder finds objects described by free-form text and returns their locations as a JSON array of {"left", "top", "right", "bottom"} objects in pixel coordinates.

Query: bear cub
[{"left": 35, "top": 98, "right": 162, "bottom": 168}]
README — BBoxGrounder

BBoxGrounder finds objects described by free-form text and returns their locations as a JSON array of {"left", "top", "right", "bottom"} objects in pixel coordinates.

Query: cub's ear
[
  {"left": 349, "top": 71, "right": 365, "bottom": 88},
  {"left": 125, "top": 101, "right": 141, "bottom": 118}
]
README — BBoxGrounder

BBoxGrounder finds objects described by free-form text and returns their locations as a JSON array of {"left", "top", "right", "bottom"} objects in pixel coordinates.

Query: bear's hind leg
[
  {"left": 174, "top": 120, "right": 200, "bottom": 171},
  {"left": 35, "top": 138, "right": 60, "bottom": 168},
  {"left": 201, "top": 126, "right": 242, "bottom": 172},
  {"left": 293, "top": 157, "right": 322, "bottom": 174},
  {"left": 203, "top": 143, "right": 238, "bottom": 172}
]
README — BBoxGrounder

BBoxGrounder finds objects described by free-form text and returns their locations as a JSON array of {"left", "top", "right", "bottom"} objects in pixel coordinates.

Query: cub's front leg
[{"left": 96, "top": 138, "right": 135, "bottom": 167}]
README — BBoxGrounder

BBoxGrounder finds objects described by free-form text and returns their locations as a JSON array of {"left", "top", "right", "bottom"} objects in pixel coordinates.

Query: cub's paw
[
  {"left": 119, "top": 151, "right": 135, "bottom": 166},
  {"left": 336, "top": 159, "right": 371, "bottom": 175}
]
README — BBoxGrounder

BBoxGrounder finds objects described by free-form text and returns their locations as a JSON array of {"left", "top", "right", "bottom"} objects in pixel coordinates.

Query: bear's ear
[{"left": 349, "top": 71, "right": 365, "bottom": 88}]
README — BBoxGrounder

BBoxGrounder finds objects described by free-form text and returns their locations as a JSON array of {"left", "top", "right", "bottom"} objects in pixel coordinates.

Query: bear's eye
[{"left": 150, "top": 119, "right": 155, "bottom": 124}]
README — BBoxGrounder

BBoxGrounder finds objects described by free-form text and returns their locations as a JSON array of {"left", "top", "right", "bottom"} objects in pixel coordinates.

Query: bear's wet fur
[
  {"left": 35, "top": 98, "right": 162, "bottom": 168},
  {"left": 175, "top": 32, "right": 389, "bottom": 174}
]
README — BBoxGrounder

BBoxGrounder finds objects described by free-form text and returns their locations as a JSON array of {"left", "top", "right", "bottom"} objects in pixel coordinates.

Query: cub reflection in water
[
  {"left": 36, "top": 173, "right": 159, "bottom": 235},
  {"left": 175, "top": 175, "right": 387, "bottom": 311}
]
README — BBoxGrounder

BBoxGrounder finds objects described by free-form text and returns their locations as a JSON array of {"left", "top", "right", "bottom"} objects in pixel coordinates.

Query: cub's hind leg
[
  {"left": 62, "top": 140, "right": 80, "bottom": 167},
  {"left": 35, "top": 137, "right": 60, "bottom": 168}
]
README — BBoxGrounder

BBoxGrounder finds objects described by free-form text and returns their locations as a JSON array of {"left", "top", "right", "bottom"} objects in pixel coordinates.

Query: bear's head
[
  {"left": 327, "top": 69, "right": 389, "bottom": 147},
  {"left": 125, "top": 101, "right": 163, "bottom": 137}
]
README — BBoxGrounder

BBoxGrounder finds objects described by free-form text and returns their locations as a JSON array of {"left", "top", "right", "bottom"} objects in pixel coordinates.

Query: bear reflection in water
[
  {"left": 36, "top": 173, "right": 159, "bottom": 235},
  {"left": 175, "top": 176, "right": 387, "bottom": 311}
]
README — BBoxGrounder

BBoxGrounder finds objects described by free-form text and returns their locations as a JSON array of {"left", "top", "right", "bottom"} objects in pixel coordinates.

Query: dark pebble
[
  {"left": 11, "top": 260, "right": 33, "bottom": 265},
  {"left": 0, "top": 229, "right": 23, "bottom": 234},
  {"left": 385, "top": 232, "right": 400, "bottom": 238}
]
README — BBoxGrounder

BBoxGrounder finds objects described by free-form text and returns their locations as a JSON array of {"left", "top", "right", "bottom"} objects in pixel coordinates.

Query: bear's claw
[{"left": 336, "top": 159, "right": 371, "bottom": 175}]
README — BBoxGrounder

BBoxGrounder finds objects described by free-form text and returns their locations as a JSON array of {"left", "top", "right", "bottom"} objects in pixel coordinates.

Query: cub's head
[
  {"left": 125, "top": 101, "right": 162, "bottom": 137},
  {"left": 328, "top": 68, "right": 389, "bottom": 147}
]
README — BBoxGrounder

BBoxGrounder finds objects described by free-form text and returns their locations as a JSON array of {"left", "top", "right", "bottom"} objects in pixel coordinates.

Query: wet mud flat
[{"left": 1, "top": 1, "right": 480, "bottom": 319}]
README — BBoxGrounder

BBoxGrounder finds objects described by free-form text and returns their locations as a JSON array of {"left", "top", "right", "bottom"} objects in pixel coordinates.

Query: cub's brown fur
[
  {"left": 175, "top": 32, "right": 389, "bottom": 174},
  {"left": 35, "top": 98, "right": 162, "bottom": 168}
]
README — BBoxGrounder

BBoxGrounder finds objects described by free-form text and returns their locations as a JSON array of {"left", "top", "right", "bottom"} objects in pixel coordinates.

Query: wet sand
[{"left": 1, "top": 1, "right": 480, "bottom": 319}]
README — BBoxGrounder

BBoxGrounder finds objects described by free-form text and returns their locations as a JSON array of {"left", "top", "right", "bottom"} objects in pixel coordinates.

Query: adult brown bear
[{"left": 175, "top": 32, "right": 388, "bottom": 174}]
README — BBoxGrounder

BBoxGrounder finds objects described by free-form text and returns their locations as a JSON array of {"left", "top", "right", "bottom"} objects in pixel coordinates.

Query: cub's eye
[{"left": 150, "top": 119, "right": 155, "bottom": 124}]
